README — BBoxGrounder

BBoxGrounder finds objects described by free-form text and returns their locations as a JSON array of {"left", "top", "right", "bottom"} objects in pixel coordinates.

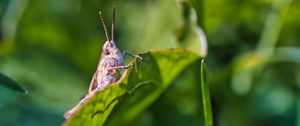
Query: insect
[{"left": 64, "top": 6, "right": 143, "bottom": 120}]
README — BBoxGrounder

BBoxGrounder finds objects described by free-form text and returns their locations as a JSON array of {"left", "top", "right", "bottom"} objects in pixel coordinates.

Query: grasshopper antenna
[
  {"left": 111, "top": 6, "right": 116, "bottom": 42},
  {"left": 99, "top": 11, "right": 110, "bottom": 41}
]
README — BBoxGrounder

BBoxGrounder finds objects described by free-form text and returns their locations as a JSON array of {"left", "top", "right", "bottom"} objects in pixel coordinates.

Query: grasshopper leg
[
  {"left": 88, "top": 72, "right": 98, "bottom": 93},
  {"left": 108, "top": 51, "right": 143, "bottom": 71},
  {"left": 64, "top": 93, "right": 94, "bottom": 119},
  {"left": 108, "top": 63, "right": 133, "bottom": 71},
  {"left": 123, "top": 51, "right": 143, "bottom": 61}
]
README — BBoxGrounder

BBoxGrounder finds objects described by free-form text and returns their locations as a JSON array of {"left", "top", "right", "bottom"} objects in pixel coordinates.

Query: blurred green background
[{"left": 0, "top": 0, "right": 300, "bottom": 126}]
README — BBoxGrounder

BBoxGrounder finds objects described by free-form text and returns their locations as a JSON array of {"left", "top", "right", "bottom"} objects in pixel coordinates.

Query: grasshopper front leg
[
  {"left": 108, "top": 52, "right": 142, "bottom": 71},
  {"left": 123, "top": 51, "right": 143, "bottom": 61}
]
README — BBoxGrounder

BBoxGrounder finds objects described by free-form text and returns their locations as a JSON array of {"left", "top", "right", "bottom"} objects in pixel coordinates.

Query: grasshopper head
[
  {"left": 99, "top": 7, "right": 120, "bottom": 56},
  {"left": 102, "top": 40, "right": 119, "bottom": 56}
]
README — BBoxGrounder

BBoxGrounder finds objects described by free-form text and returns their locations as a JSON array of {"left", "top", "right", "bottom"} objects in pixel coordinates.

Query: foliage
[
  {"left": 0, "top": 73, "right": 27, "bottom": 94},
  {"left": 200, "top": 60, "right": 213, "bottom": 126},
  {"left": 64, "top": 49, "right": 199, "bottom": 126}
]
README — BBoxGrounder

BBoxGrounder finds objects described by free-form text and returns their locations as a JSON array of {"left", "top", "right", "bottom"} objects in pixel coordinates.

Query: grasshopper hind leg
[{"left": 88, "top": 72, "right": 98, "bottom": 93}]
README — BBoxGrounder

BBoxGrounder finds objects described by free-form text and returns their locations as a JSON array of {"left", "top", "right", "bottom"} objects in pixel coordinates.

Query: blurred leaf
[
  {"left": 0, "top": 73, "right": 27, "bottom": 94},
  {"left": 188, "top": 0, "right": 204, "bottom": 27},
  {"left": 272, "top": 47, "right": 300, "bottom": 64},
  {"left": 63, "top": 49, "right": 200, "bottom": 126},
  {"left": 0, "top": 48, "right": 87, "bottom": 115},
  {"left": 257, "top": 0, "right": 293, "bottom": 51},
  {"left": 176, "top": 1, "right": 207, "bottom": 57},
  {"left": 200, "top": 59, "right": 213, "bottom": 126},
  {"left": 231, "top": 0, "right": 293, "bottom": 95}
]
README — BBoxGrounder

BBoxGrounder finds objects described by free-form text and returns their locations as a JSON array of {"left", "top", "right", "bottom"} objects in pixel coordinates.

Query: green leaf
[
  {"left": 188, "top": 0, "right": 204, "bottom": 27},
  {"left": 63, "top": 48, "right": 200, "bottom": 126},
  {"left": 0, "top": 73, "right": 27, "bottom": 94},
  {"left": 200, "top": 59, "right": 213, "bottom": 126}
]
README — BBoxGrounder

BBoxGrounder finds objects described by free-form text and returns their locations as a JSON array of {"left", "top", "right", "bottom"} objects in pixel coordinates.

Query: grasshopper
[{"left": 64, "top": 7, "right": 142, "bottom": 120}]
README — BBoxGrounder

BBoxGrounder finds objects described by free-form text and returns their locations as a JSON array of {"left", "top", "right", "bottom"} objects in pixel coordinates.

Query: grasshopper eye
[{"left": 103, "top": 49, "right": 110, "bottom": 55}]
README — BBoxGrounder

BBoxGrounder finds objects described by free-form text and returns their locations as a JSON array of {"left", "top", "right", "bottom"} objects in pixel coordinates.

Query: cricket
[{"left": 64, "top": 6, "right": 143, "bottom": 120}]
